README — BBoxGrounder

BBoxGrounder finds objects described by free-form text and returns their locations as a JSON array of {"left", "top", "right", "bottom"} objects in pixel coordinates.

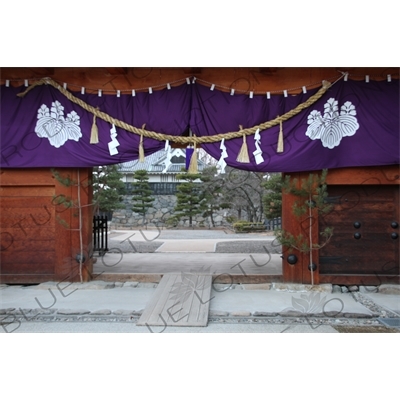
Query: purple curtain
[
  {"left": 190, "top": 79, "right": 399, "bottom": 172},
  {"left": 1, "top": 78, "right": 399, "bottom": 172},
  {"left": 1, "top": 83, "right": 191, "bottom": 168}
]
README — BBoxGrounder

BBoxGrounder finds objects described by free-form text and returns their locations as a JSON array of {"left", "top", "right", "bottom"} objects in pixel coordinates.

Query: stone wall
[{"left": 111, "top": 195, "right": 234, "bottom": 228}]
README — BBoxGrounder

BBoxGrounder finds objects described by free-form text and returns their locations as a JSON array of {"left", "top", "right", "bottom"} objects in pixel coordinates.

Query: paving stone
[
  {"left": 56, "top": 309, "right": 91, "bottom": 315},
  {"left": 242, "top": 283, "right": 272, "bottom": 290},
  {"left": 122, "top": 282, "right": 139, "bottom": 288},
  {"left": 209, "top": 310, "right": 229, "bottom": 316},
  {"left": 359, "top": 286, "right": 378, "bottom": 293},
  {"left": 348, "top": 285, "right": 359, "bottom": 292},
  {"left": 332, "top": 285, "right": 342, "bottom": 293},
  {"left": 343, "top": 313, "right": 371, "bottom": 318},
  {"left": 230, "top": 311, "right": 252, "bottom": 317},
  {"left": 90, "top": 309, "right": 112, "bottom": 315},
  {"left": 313, "top": 312, "right": 344, "bottom": 318},
  {"left": 69, "top": 281, "right": 116, "bottom": 290},
  {"left": 212, "top": 284, "right": 234, "bottom": 291},
  {"left": 14, "top": 308, "right": 32, "bottom": 314},
  {"left": 278, "top": 310, "right": 304, "bottom": 317},
  {"left": 137, "top": 283, "right": 158, "bottom": 288},
  {"left": 253, "top": 311, "right": 278, "bottom": 317},
  {"left": 0, "top": 308, "right": 16, "bottom": 315},
  {"left": 379, "top": 284, "right": 400, "bottom": 294},
  {"left": 35, "top": 282, "right": 58, "bottom": 290},
  {"left": 32, "top": 308, "right": 56, "bottom": 315},
  {"left": 113, "top": 310, "right": 135, "bottom": 315},
  {"left": 272, "top": 283, "right": 332, "bottom": 292}
]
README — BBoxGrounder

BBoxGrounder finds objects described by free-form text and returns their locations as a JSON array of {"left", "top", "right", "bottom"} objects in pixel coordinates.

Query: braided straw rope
[{"left": 17, "top": 77, "right": 332, "bottom": 144}]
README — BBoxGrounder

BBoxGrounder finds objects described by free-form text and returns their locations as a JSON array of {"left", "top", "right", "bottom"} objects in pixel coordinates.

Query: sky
[{"left": 1, "top": 1, "right": 398, "bottom": 67}]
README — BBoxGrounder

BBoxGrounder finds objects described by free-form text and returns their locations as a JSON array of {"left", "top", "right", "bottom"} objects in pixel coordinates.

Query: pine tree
[
  {"left": 131, "top": 170, "right": 154, "bottom": 224},
  {"left": 93, "top": 165, "right": 126, "bottom": 216},
  {"left": 174, "top": 171, "right": 205, "bottom": 227},
  {"left": 200, "top": 166, "right": 230, "bottom": 227},
  {"left": 262, "top": 173, "right": 283, "bottom": 220}
]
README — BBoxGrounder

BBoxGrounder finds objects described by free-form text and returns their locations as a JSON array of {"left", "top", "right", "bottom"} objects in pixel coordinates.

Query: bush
[
  {"left": 225, "top": 215, "right": 237, "bottom": 224},
  {"left": 166, "top": 216, "right": 180, "bottom": 228},
  {"left": 233, "top": 221, "right": 266, "bottom": 233}
]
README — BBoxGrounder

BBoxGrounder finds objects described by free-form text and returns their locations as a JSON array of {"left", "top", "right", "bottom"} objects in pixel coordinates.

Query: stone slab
[
  {"left": 271, "top": 283, "right": 332, "bottom": 292},
  {"left": 137, "top": 273, "right": 212, "bottom": 327},
  {"left": 379, "top": 284, "right": 400, "bottom": 295},
  {"left": 242, "top": 283, "right": 272, "bottom": 290},
  {"left": 57, "top": 309, "right": 91, "bottom": 315}
]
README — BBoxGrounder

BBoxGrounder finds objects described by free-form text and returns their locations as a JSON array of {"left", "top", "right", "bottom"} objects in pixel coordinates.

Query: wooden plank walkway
[{"left": 137, "top": 273, "right": 213, "bottom": 327}]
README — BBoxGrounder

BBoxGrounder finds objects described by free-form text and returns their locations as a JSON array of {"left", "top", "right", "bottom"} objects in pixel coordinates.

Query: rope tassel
[
  {"left": 139, "top": 124, "right": 146, "bottom": 162},
  {"left": 188, "top": 141, "right": 198, "bottom": 174},
  {"left": 236, "top": 125, "right": 250, "bottom": 163},
  {"left": 277, "top": 119, "right": 284, "bottom": 153},
  {"left": 90, "top": 111, "right": 99, "bottom": 144}
]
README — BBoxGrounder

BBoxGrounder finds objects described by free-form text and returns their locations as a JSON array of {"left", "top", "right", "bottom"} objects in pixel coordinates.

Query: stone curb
[
  {"left": 3, "top": 282, "right": 398, "bottom": 294},
  {"left": 0, "top": 307, "right": 382, "bottom": 320}
]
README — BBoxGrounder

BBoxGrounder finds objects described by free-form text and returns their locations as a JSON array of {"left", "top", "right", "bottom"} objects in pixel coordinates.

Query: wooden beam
[
  {"left": 105, "top": 67, "right": 128, "bottom": 75},
  {"left": 27, "top": 67, "right": 55, "bottom": 76},
  {"left": 258, "top": 67, "right": 280, "bottom": 74},
  {"left": 183, "top": 68, "right": 202, "bottom": 74}
]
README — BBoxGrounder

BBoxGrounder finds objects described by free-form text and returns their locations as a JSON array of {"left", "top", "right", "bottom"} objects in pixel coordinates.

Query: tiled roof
[
  {"left": 118, "top": 149, "right": 207, "bottom": 174},
  {"left": 118, "top": 151, "right": 162, "bottom": 173}
]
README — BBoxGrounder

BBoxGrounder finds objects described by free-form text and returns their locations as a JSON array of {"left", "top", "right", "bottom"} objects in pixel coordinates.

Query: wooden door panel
[{"left": 320, "top": 185, "right": 399, "bottom": 277}]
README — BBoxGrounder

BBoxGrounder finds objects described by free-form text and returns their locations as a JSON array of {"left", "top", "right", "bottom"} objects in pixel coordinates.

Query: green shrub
[
  {"left": 233, "top": 221, "right": 265, "bottom": 233},
  {"left": 225, "top": 215, "right": 237, "bottom": 224},
  {"left": 166, "top": 216, "right": 180, "bottom": 228}
]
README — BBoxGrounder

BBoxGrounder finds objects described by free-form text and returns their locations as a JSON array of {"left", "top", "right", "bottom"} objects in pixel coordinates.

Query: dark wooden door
[{"left": 319, "top": 185, "right": 399, "bottom": 284}]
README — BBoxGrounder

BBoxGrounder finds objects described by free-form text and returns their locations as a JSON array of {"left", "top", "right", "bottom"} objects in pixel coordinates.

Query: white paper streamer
[
  {"left": 217, "top": 138, "right": 228, "bottom": 174},
  {"left": 108, "top": 124, "right": 120, "bottom": 155},
  {"left": 163, "top": 140, "right": 172, "bottom": 173},
  {"left": 253, "top": 128, "right": 264, "bottom": 165},
  {"left": 108, "top": 142, "right": 119, "bottom": 155}
]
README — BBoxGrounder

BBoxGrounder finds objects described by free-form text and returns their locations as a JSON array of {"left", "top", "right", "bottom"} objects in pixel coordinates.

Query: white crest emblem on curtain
[
  {"left": 306, "top": 98, "right": 359, "bottom": 149},
  {"left": 35, "top": 101, "right": 82, "bottom": 148}
]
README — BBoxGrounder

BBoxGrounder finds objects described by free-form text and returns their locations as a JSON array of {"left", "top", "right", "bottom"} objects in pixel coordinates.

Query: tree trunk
[{"left": 210, "top": 209, "right": 215, "bottom": 227}]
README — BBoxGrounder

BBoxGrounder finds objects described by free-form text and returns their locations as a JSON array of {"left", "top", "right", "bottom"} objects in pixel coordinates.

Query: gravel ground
[
  {"left": 110, "top": 227, "right": 275, "bottom": 240},
  {"left": 107, "top": 241, "right": 164, "bottom": 253},
  {"left": 106, "top": 229, "right": 279, "bottom": 253},
  {"left": 215, "top": 241, "right": 281, "bottom": 254},
  {"left": 106, "top": 240, "right": 281, "bottom": 254}
]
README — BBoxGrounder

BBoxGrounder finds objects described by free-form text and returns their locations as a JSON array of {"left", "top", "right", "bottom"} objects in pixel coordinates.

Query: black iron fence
[
  {"left": 93, "top": 215, "right": 109, "bottom": 255},
  {"left": 264, "top": 217, "right": 282, "bottom": 231}
]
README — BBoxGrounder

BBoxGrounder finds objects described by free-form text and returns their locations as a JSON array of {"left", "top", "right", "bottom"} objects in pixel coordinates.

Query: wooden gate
[
  {"left": 319, "top": 184, "right": 399, "bottom": 285},
  {"left": 282, "top": 166, "right": 400, "bottom": 285}
]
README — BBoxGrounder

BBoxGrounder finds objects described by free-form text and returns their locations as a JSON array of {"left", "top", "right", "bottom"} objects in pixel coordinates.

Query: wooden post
[
  {"left": 282, "top": 171, "right": 321, "bottom": 284},
  {"left": 0, "top": 167, "right": 93, "bottom": 284}
]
